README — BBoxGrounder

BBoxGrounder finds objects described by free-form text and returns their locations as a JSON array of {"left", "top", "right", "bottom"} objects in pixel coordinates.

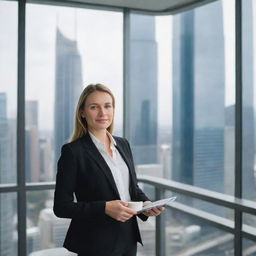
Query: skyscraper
[
  {"left": 172, "top": 1, "right": 225, "bottom": 213},
  {"left": 27, "top": 227, "right": 40, "bottom": 255},
  {"left": 0, "top": 93, "right": 15, "bottom": 256},
  {"left": 127, "top": 14, "right": 158, "bottom": 165},
  {"left": 38, "top": 208, "right": 70, "bottom": 249},
  {"left": 39, "top": 137, "right": 54, "bottom": 182},
  {"left": 54, "top": 28, "right": 83, "bottom": 162},
  {"left": 25, "top": 100, "right": 40, "bottom": 182}
]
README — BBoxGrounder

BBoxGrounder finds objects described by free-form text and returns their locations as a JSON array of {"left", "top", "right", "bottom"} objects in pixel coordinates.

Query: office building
[
  {"left": 39, "top": 138, "right": 54, "bottom": 182},
  {"left": 127, "top": 14, "right": 158, "bottom": 165},
  {"left": 27, "top": 227, "right": 40, "bottom": 255},
  {"left": 38, "top": 208, "right": 70, "bottom": 249},
  {"left": 54, "top": 28, "right": 83, "bottom": 162},
  {"left": 0, "top": 93, "right": 15, "bottom": 256},
  {"left": 25, "top": 100, "right": 40, "bottom": 182},
  {"left": 172, "top": 2, "right": 225, "bottom": 214}
]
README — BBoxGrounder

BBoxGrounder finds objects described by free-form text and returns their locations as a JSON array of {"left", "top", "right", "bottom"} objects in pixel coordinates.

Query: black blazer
[{"left": 53, "top": 132, "right": 149, "bottom": 255}]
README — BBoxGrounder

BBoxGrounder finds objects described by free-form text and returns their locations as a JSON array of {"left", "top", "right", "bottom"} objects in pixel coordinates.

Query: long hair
[{"left": 69, "top": 84, "right": 115, "bottom": 142}]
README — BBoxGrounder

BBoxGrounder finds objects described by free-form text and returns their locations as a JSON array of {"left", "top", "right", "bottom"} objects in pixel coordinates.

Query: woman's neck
[{"left": 89, "top": 129, "right": 107, "bottom": 143}]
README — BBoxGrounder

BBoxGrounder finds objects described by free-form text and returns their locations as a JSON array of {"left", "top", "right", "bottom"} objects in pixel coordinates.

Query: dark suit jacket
[{"left": 53, "top": 132, "right": 149, "bottom": 255}]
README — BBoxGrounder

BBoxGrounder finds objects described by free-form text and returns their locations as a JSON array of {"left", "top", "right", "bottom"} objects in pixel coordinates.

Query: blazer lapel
[{"left": 81, "top": 133, "right": 120, "bottom": 198}]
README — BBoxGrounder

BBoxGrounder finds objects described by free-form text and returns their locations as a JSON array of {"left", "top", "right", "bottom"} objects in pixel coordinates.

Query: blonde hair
[{"left": 69, "top": 84, "right": 115, "bottom": 142}]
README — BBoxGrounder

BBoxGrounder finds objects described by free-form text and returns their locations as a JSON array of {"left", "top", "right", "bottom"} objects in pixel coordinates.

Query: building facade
[{"left": 54, "top": 29, "right": 83, "bottom": 163}]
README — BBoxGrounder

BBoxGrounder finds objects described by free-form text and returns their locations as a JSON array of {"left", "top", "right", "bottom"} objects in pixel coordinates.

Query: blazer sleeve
[
  {"left": 53, "top": 144, "right": 106, "bottom": 220},
  {"left": 124, "top": 139, "right": 150, "bottom": 221}
]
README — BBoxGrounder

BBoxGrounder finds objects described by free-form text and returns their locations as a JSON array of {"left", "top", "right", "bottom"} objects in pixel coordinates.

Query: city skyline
[
  {"left": 1, "top": 1, "right": 256, "bottom": 256},
  {"left": 1, "top": 1, "right": 249, "bottom": 131}
]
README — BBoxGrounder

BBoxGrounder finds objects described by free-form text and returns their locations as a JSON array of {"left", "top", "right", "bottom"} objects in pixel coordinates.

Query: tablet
[{"left": 137, "top": 196, "right": 176, "bottom": 213}]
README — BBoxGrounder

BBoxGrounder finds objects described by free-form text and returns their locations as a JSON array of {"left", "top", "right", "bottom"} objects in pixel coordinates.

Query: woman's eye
[
  {"left": 105, "top": 105, "right": 112, "bottom": 108},
  {"left": 90, "top": 106, "right": 97, "bottom": 110}
]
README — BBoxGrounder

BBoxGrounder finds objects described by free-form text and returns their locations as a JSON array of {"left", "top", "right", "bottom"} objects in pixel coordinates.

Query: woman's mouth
[{"left": 96, "top": 119, "right": 108, "bottom": 122}]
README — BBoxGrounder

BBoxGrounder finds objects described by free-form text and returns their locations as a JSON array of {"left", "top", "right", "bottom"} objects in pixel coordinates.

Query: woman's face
[{"left": 81, "top": 91, "right": 114, "bottom": 133}]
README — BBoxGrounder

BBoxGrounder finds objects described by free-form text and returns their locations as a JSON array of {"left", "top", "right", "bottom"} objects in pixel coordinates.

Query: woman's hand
[
  {"left": 105, "top": 200, "right": 136, "bottom": 222},
  {"left": 142, "top": 201, "right": 165, "bottom": 217}
]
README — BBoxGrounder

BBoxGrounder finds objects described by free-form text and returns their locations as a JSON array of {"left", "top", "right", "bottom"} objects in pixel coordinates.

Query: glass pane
[
  {"left": 127, "top": 13, "right": 158, "bottom": 165},
  {"left": 243, "top": 238, "right": 256, "bottom": 256},
  {"left": 242, "top": 0, "right": 256, "bottom": 200},
  {"left": 137, "top": 217, "right": 156, "bottom": 256},
  {"left": 243, "top": 213, "right": 256, "bottom": 229},
  {"left": 25, "top": 5, "right": 123, "bottom": 182},
  {"left": 26, "top": 190, "right": 71, "bottom": 255},
  {"left": 0, "top": 193, "right": 17, "bottom": 256},
  {"left": 127, "top": 12, "right": 173, "bottom": 174},
  {"left": 171, "top": 0, "right": 235, "bottom": 194},
  {"left": 165, "top": 191, "right": 234, "bottom": 220},
  {"left": 0, "top": 1, "right": 17, "bottom": 185},
  {"left": 165, "top": 207, "right": 234, "bottom": 255},
  {"left": 129, "top": 1, "right": 235, "bottom": 197}
]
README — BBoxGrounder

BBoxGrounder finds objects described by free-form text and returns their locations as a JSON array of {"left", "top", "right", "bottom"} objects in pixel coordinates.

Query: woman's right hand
[{"left": 105, "top": 200, "right": 136, "bottom": 222}]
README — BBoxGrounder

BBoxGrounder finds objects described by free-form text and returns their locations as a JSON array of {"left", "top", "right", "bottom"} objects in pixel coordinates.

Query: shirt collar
[{"left": 89, "top": 131, "right": 116, "bottom": 152}]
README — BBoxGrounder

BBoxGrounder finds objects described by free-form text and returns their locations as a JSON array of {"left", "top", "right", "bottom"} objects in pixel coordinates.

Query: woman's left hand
[{"left": 142, "top": 201, "right": 165, "bottom": 217}]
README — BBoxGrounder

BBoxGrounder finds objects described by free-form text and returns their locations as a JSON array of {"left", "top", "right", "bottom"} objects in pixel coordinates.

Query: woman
[{"left": 53, "top": 84, "right": 164, "bottom": 256}]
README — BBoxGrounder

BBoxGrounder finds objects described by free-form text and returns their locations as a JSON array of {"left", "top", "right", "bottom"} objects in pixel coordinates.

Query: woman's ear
[{"left": 80, "top": 110, "right": 85, "bottom": 119}]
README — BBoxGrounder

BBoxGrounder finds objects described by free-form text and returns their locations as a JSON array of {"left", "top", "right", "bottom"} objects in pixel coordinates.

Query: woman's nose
[{"left": 99, "top": 107, "right": 106, "bottom": 115}]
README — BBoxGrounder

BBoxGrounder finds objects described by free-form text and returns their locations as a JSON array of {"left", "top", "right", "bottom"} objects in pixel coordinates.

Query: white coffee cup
[{"left": 127, "top": 201, "right": 143, "bottom": 211}]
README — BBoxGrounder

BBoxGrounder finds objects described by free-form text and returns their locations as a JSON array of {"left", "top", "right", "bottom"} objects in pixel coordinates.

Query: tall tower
[
  {"left": 25, "top": 100, "right": 40, "bottom": 182},
  {"left": 0, "top": 93, "right": 15, "bottom": 256},
  {"left": 172, "top": 10, "right": 194, "bottom": 185},
  {"left": 54, "top": 29, "right": 83, "bottom": 162},
  {"left": 127, "top": 14, "right": 158, "bottom": 165},
  {"left": 172, "top": 1, "right": 225, "bottom": 213}
]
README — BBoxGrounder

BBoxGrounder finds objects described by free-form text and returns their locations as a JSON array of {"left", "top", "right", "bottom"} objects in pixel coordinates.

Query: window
[
  {"left": 0, "top": 0, "right": 255, "bottom": 255},
  {"left": 25, "top": 4, "right": 123, "bottom": 182},
  {"left": 0, "top": 2, "right": 18, "bottom": 255},
  {"left": 129, "top": 0, "right": 235, "bottom": 203},
  {"left": 0, "top": 0, "right": 17, "bottom": 185},
  {"left": 171, "top": 0, "right": 235, "bottom": 197}
]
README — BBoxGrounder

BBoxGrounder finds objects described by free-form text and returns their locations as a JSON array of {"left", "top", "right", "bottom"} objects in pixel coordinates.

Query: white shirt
[{"left": 89, "top": 131, "right": 131, "bottom": 202}]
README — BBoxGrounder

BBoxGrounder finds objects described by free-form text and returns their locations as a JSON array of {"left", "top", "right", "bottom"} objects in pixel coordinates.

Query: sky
[
  {"left": 25, "top": 4, "right": 123, "bottom": 131},
  {"left": 0, "top": 0, "right": 255, "bottom": 132}
]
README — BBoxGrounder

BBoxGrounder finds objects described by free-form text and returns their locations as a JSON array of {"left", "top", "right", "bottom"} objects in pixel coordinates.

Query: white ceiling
[{"left": 66, "top": 0, "right": 216, "bottom": 13}]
